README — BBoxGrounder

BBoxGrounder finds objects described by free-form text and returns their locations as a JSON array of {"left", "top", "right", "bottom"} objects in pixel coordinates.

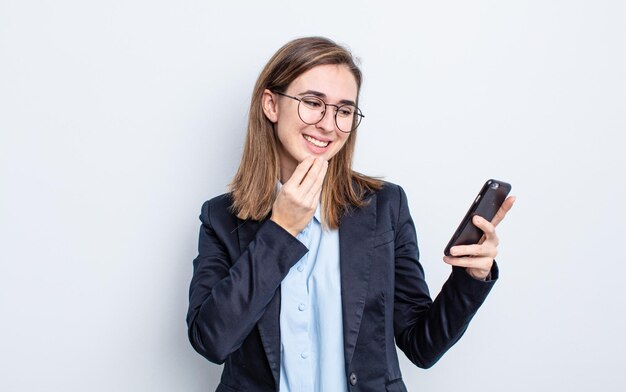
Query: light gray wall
[{"left": 1, "top": 1, "right": 624, "bottom": 391}]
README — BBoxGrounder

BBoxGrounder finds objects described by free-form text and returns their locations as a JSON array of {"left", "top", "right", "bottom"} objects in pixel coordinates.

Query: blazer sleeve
[
  {"left": 392, "top": 185, "right": 498, "bottom": 368},
  {"left": 186, "top": 198, "right": 308, "bottom": 364}
]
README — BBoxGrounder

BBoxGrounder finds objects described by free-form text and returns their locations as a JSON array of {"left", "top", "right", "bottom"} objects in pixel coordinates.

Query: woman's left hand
[{"left": 443, "top": 196, "right": 516, "bottom": 280}]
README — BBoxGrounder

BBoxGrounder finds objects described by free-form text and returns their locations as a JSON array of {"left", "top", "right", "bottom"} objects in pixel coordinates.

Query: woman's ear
[{"left": 261, "top": 89, "right": 279, "bottom": 123}]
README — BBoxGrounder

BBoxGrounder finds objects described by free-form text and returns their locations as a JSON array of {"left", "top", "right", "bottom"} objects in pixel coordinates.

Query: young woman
[{"left": 187, "top": 36, "right": 514, "bottom": 392}]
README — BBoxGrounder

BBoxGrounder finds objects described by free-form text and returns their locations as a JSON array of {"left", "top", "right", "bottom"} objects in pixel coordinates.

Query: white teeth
[{"left": 303, "top": 135, "right": 329, "bottom": 147}]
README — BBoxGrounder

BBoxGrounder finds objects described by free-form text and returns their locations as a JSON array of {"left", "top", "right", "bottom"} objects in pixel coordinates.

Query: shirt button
[
  {"left": 300, "top": 351, "right": 309, "bottom": 359},
  {"left": 297, "top": 264, "right": 304, "bottom": 272},
  {"left": 298, "top": 303, "right": 306, "bottom": 311},
  {"left": 349, "top": 372, "right": 357, "bottom": 386}
]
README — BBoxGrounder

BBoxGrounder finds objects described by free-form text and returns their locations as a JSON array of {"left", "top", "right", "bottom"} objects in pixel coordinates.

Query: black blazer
[{"left": 187, "top": 182, "right": 497, "bottom": 392}]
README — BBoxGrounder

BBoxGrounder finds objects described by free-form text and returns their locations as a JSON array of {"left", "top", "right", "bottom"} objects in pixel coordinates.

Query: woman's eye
[
  {"left": 302, "top": 98, "right": 323, "bottom": 108},
  {"left": 338, "top": 107, "right": 354, "bottom": 117}
]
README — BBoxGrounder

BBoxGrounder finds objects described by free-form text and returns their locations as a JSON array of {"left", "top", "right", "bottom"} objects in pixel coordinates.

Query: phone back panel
[{"left": 444, "top": 179, "right": 511, "bottom": 256}]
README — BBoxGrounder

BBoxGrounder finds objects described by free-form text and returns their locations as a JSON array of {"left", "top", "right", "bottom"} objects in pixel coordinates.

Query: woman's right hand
[{"left": 270, "top": 156, "right": 328, "bottom": 237}]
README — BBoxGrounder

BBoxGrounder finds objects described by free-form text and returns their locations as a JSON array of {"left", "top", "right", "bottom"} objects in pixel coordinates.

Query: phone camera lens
[{"left": 490, "top": 182, "right": 499, "bottom": 190}]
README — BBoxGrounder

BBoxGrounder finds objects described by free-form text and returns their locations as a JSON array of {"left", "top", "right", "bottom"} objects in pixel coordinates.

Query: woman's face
[{"left": 263, "top": 64, "right": 358, "bottom": 181}]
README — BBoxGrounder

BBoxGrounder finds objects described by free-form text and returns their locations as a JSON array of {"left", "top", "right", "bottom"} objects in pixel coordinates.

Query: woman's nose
[{"left": 316, "top": 106, "right": 336, "bottom": 132}]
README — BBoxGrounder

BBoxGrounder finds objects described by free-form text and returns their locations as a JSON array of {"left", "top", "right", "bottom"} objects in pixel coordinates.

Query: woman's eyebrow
[{"left": 298, "top": 89, "right": 356, "bottom": 106}]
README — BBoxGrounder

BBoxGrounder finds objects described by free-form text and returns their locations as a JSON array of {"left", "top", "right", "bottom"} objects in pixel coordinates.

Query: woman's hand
[
  {"left": 443, "top": 196, "right": 516, "bottom": 280},
  {"left": 270, "top": 157, "right": 328, "bottom": 237}
]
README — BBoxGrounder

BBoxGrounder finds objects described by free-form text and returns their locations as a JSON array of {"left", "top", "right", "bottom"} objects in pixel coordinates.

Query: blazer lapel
[
  {"left": 236, "top": 218, "right": 282, "bottom": 387},
  {"left": 339, "top": 192, "right": 377, "bottom": 371}
]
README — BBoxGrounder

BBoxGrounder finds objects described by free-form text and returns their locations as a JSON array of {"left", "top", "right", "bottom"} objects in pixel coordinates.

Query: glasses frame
[{"left": 273, "top": 91, "right": 364, "bottom": 133}]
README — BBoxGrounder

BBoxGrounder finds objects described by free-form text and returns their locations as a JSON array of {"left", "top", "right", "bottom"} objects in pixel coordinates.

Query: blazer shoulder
[
  {"left": 368, "top": 181, "right": 414, "bottom": 230},
  {"left": 199, "top": 193, "right": 238, "bottom": 231},
  {"left": 372, "top": 180, "right": 407, "bottom": 205},
  {"left": 202, "top": 192, "right": 234, "bottom": 211}
]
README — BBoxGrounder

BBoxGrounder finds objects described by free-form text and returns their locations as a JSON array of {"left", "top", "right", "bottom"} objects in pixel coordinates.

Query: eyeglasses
[{"left": 273, "top": 91, "right": 364, "bottom": 133}]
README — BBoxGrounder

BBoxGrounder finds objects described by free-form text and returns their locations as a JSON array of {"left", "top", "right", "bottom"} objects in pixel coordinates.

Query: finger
[
  {"left": 308, "top": 164, "right": 328, "bottom": 208},
  {"left": 306, "top": 160, "right": 328, "bottom": 201},
  {"left": 299, "top": 157, "right": 325, "bottom": 193},
  {"left": 491, "top": 195, "right": 516, "bottom": 227},
  {"left": 301, "top": 159, "right": 327, "bottom": 207},
  {"left": 449, "top": 243, "right": 497, "bottom": 258},
  {"left": 310, "top": 178, "right": 325, "bottom": 208},
  {"left": 443, "top": 255, "right": 493, "bottom": 269},
  {"left": 473, "top": 215, "right": 498, "bottom": 243},
  {"left": 286, "top": 156, "right": 316, "bottom": 187}
]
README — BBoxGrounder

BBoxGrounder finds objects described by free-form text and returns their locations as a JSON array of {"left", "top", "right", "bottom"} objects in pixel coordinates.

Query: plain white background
[{"left": 1, "top": 1, "right": 625, "bottom": 391}]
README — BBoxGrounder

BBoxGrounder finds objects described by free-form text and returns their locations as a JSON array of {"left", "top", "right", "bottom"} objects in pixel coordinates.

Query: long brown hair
[{"left": 229, "top": 36, "right": 382, "bottom": 229}]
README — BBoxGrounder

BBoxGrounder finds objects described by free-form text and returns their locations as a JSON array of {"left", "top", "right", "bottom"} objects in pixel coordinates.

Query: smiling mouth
[{"left": 303, "top": 134, "right": 330, "bottom": 148}]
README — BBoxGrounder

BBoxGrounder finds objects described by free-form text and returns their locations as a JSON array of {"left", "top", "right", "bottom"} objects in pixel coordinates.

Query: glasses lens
[
  {"left": 336, "top": 104, "right": 361, "bottom": 132},
  {"left": 298, "top": 96, "right": 325, "bottom": 125}
]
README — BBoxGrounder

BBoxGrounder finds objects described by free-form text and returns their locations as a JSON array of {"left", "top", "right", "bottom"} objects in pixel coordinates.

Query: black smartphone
[{"left": 444, "top": 179, "right": 512, "bottom": 256}]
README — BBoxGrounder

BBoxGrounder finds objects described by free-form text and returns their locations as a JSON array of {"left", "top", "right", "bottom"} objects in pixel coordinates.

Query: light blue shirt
[{"left": 279, "top": 203, "right": 347, "bottom": 392}]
